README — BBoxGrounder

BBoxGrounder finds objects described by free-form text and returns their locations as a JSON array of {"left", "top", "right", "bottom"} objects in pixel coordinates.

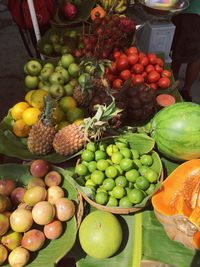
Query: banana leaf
[{"left": 0, "top": 164, "right": 79, "bottom": 267}]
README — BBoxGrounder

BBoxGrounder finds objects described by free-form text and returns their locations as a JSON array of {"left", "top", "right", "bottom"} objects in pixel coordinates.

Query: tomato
[
  {"left": 126, "top": 46, "right": 138, "bottom": 55},
  {"left": 112, "top": 78, "right": 123, "bottom": 90},
  {"left": 162, "top": 69, "right": 172, "bottom": 78},
  {"left": 141, "top": 71, "right": 147, "bottom": 80},
  {"left": 139, "top": 56, "right": 149, "bottom": 67},
  {"left": 111, "top": 62, "right": 117, "bottom": 74},
  {"left": 138, "top": 52, "right": 146, "bottom": 59},
  {"left": 154, "top": 64, "right": 163, "bottom": 74},
  {"left": 132, "top": 63, "right": 144, "bottom": 74},
  {"left": 120, "top": 69, "right": 132, "bottom": 81},
  {"left": 149, "top": 83, "right": 158, "bottom": 90},
  {"left": 128, "top": 54, "right": 139, "bottom": 65},
  {"left": 145, "top": 64, "right": 155, "bottom": 73},
  {"left": 147, "top": 71, "right": 160, "bottom": 83},
  {"left": 116, "top": 56, "right": 129, "bottom": 72},
  {"left": 113, "top": 51, "right": 121, "bottom": 60},
  {"left": 132, "top": 74, "right": 144, "bottom": 85},
  {"left": 148, "top": 53, "right": 157, "bottom": 65},
  {"left": 156, "top": 57, "right": 164, "bottom": 67},
  {"left": 158, "top": 77, "right": 170, "bottom": 89},
  {"left": 107, "top": 73, "right": 117, "bottom": 82}
]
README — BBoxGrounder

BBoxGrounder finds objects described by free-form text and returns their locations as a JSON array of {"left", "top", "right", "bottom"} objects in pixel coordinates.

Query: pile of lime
[{"left": 75, "top": 139, "right": 161, "bottom": 208}]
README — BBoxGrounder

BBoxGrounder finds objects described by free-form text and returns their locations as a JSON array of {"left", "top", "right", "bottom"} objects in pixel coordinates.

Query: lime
[
  {"left": 119, "top": 196, "right": 132, "bottom": 208},
  {"left": 85, "top": 179, "right": 96, "bottom": 187},
  {"left": 115, "top": 176, "right": 127, "bottom": 188},
  {"left": 144, "top": 169, "right": 158, "bottom": 183},
  {"left": 102, "top": 178, "right": 115, "bottom": 191},
  {"left": 125, "top": 169, "right": 140, "bottom": 182},
  {"left": 140, "top": 155, "right": 153, "bottom": 166},
  {"left": 75, "top": 164, "right": 88, "bottom": 176},
  {"left": 138, "top": 166, "right": 149, "bottom": 176},
  {"left": 131, "top": 149, "right": 140, "bottom": 159},
  {"left": 128, "top": 188, "right": 145, "bottom": 204},
  {"left": 120, "top": 148, "right": 132, "bottom": 159},
  {"left": 128, "top": 182, "right": 134, "bottom": 189},
  {"left": 95, "top": 150, "right": 107, "bottom": 161},
  {"left": 88, "top": 161, "right": 97, "bottom": 173},
  {"left": 114, "top": 165, "right": 123, "bottom": 175},
  {"left": 111, "top": 152, "right": 123, "bottom": 164},
  {"left": 86, "top": 142, "right": 97, "bottom": 152},
  {"left": 105, "top": 166, "right": 118, "bottom": 179},
  {"left": 81, "top": 160, "right": 89, "bottom": 167},
  {"left": 81, "top": 150, "right": 95, "bottom": 162},
  {"left": 145, "top": 183, "right": 156, "bottom": 195},
  {"left": 106, "top": 144, "right": 118, "bottom": 156},
  {"left": 135, "top": 176, "right": 150, "bottom": 190},
  {"left": 95, "top": 192, "right": 108, "bottom": 205},
  {"left": 106, "top": 196, "right": 118, "bottom": 207},
  {"left": 98, "top": 142, "right": 107, "bottom": 152},
  {"left": 96, "top": 159, "right": 109, "bottom": 171},
  {"left": 112, "top": 186, "right": 125, "bottom": 199},
  {"left": 84, "top": 174, "right": 91, "bottom": 181},
  {"left": 119, "top": 159, "right": 133, "bottom": 172},
  {"left": 91, "top": 170, "right": 105, "bottom": 185},
  {"left": 96, "top": 187, "right": 107, "bottom": 194}
]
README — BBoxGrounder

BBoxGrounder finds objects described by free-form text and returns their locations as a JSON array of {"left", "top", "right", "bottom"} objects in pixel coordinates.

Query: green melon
[{"left": 150, "top": 102, "right": 200, "bottom": 161}]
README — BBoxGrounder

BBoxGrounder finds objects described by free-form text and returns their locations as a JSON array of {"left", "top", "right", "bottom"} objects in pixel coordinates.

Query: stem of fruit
[{"left": 132, "top": 212, "right": 142, "bottom": 267}]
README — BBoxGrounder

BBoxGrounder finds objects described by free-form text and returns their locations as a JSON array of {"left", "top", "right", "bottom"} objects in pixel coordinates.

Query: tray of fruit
[
  {"left": 0, "top": 159, "right": 83, "bottom": 267},
  {"left": 73, "top": 132, "right": 163, "bottom": 214}
]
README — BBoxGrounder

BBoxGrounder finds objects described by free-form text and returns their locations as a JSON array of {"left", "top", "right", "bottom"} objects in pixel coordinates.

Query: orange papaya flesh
[{"left": 193, "top": 231, "right": 200, "bottom": 250}]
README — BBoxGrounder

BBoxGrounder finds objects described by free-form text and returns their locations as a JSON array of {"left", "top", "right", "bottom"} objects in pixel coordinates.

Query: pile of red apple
[{"left": 105, "top": 46, "right": 172, "bottom": 91}]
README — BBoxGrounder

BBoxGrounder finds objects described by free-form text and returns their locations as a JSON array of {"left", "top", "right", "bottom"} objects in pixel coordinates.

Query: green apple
[
  {"left": 53, "top": 44, "right": 62, "bottom": 54},
  {"left": 61, "top": 46, "right": 72, "bottom": 55},
  {"left": 49, "top": 33, "right": 60, "bottom": 44},
  {"left": 68, "top": 30, "right": 77, "bottom": 38},
  {"left": 64, "top": 83, "right": 74, "bottom": 96},
  {"left": 38, "top": 82, "right": 50, "bottom": 92},
  {"left": 49, "top": 84, "right": 65, "bottom": 99},
  {"left": 55, "top": 67, "right": 70, "bottom": 83},
  {"left": 40, "top": 67, "right": 54, "bottom": 82},
  {"left": 68, "top": 63, "right": 80, "bottom": 77},
  {"left": 43, "top": 63, "right": 55, "bottom": 71},
  {"left": 26, "top": 60, "right": 42, "bottom": 76},
  {"left": 42, "top": 43, "right": 54, "bottom": 55},
  {"left": 24, "top": 63, "right": 28, "bottom": 74},
  {"left": 78, "top": 73, "right": 91, "bottom": 87},
  {"left": 49, "top": 72, "right": 65, "bottom": 85},
  {"left": 24, "top": 75, "right": 39, "bottom": 90},
  {"left": 61, "top": 54, "right": 75, "bottom": 69}
]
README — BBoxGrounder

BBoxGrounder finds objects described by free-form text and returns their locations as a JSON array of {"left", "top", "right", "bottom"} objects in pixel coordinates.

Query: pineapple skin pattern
[{"left": 53, "top": 123, "right": 86, "bottom": 156}]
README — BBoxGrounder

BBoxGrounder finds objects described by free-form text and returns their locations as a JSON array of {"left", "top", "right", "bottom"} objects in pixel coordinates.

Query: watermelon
[{"left": 150, "top": 102, "right": 200, "bottom": 161}]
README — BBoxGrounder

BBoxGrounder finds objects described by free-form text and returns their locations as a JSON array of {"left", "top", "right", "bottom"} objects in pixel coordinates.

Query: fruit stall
[{"left": 0, "top": 0, "right": 199, "bottom": 267}]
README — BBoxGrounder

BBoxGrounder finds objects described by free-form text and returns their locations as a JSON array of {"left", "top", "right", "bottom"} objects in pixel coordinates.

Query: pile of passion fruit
[{"left": 0, "top": 159, "right": 75, "bottom": 267}]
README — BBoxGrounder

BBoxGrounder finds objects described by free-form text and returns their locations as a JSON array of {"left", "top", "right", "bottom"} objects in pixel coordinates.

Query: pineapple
[
  {"left": 27, "top": 95, "right": 56, "bottom": 155},
  {"left": 53, "top": 100, "right": 120, "bottom": 156}
]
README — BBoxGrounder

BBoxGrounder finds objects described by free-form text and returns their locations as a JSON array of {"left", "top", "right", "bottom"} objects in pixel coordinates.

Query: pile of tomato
[{"left": 106, "top": 46, "right": 172, "bottom": 91}]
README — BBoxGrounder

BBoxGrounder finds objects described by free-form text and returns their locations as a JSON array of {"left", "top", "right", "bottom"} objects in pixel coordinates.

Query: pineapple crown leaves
[
  {"left": 81, "top": 98, "right": 123, "bottom": 141},
  {"left": 40, "top": 95, "right": 57, "bottom": 126}
]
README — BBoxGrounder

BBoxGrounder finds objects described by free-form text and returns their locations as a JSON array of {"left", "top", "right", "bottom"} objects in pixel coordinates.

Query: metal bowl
[{"left": 138, "top": 0, "right": 189, "bottom": 16}]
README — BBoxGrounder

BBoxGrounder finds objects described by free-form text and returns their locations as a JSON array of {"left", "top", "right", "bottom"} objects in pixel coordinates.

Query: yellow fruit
[
  {"left": 22, "top": 107, "right": 41, "bottom": 126},
  {"left": 59, "top": 96, "right": 77, "bottom": 112},
  {"left": 52, "top": 107, "right": 65, "bottom": 124},
  {"left": 25, "top": 90, "right": 36, "bottom": 105},
  {"left": 11, "top": 102, "right": 30, "bottom": 120},
  {"left": 30, "top": 89, "right": 49, "bottom": 109},
  {"left": 74, "top": 118, "right": 84, "bottom": 126},
  {"left": 12, "top": 119, "right": 31, "bottom": 137}
]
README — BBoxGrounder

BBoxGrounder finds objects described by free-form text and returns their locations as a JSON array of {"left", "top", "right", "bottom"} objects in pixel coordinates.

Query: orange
[
  {"left": 22, "top": 107, "right": 41, "bottom": 126},
  {"left": 11, "top": 102, "right": 30, "bottom": 121},
  {"left": 12, "top": 119, "right": 31, "bottom": 137}
]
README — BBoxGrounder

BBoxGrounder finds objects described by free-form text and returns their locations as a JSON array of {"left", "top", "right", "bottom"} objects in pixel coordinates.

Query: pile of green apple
[{"left": 24, "top": 53, "right": 80, "bottom": 99}]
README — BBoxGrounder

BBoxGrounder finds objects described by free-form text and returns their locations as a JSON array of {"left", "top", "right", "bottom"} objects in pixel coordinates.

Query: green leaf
[{"left": 0, "top": 164, "right": 78, "bottom": 267}]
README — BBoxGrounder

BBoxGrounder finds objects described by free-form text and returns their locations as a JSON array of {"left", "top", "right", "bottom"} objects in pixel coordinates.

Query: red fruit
[
  {"left": 162, "top": 69, "right": 172, "bottom": 78},
  {"left": 113, "top": 51, "right": 121, "bottom": 60},
  {"left": 30, "top": 160, "right": 50, "bottom": 178},
  {"left": 120, "top": 69, "right": 131, "bottom": 81},
  {"left": 145, "top": 64, "right": 155, "bottom": 73},
  {"left": 158, "top": 77, "right": 171, "bottom": 89},
  {"left": 119, "top": 17, "right": 135, "bottom": 34},
  {"left": 141, "top": 71, "right": 147, "bottom": 80},
  {"left": 149, "top": 83, "right": 158, "bottom": 91},
  {"left": 74, "top": 49, "right": 82, "bottom": 58},
  {"left": 139, "top": 56, "right": 149, "bottom": 67},
  {"left": 63, "top": 2, "right": 78, "bottom": 20},
  {"left": 128, "top": 54, "right": 139, "bottom": 65},
  {"left": 156, "top": 57, "right": 164, "bottom": 67},
  {"left": 0, "top": 179, "right": 15, "bottom": 196},
  {"left": 154, "top": 64, "right": 163, "bottom": 74},
  {"left": 156, "top": 94, "right": 176, "bottom": 107},
  {"left": 85, "top": 43, "right": 92, "bottom": 52},
  {"left": 148, "top": 53, "right": 157, "bottom": 65},
  {"left": 138, "top": 52, "right": 146, "bottom": 59},
  {"left": 147, "top": 71, "right": 160, "bottom": 83},
  {"left": 126, "top": 46, "right": 138, "bottom": 56},
  {"left": 44, "top": 220, "right": 63, "bottom": 240},
  {"left": 116, "top": 56, "right": 129, "bottom": 72},
  {"left": 132, "top": 74, "right": 144, "bottom": 85},
  {"left": 132, "top": 63, "right": 144, "bottom": 74},
  {"left": 107, "top": 73, "right": 117, "bottom": 82},
  {"left": 112, "top": 79, "right": 123, "bottom": 90},
  {"left": 111, "top": 62, "right": 117, "bottom": 74}
]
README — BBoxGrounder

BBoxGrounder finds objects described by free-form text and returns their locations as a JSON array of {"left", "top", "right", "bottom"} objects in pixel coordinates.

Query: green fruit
[
  {"left": 1, "top": 231, "right": 22, "bottom": 250},
  {"left": 24, "top": 75, "right": 39, "bottom": 90},
  {"left": 95, "top": 192, "right": 108, "bottom": 205},
  {"left": 78, "top": 73, "right": 90, "bottom": 87},
  {"left": 66, "top": 107, "right": 84, "bottom": 123},
  {"left": 79, "top": 211, "right": 122, "bottom": 259},
  {"left": 150, "top": 102, "right": 200, "bottom": 161},
  {"left": 64, "top": 83, "right": 74, "bottom": 96},
  {"left": 61, "top": 53, "right": 75, "bottom": 69},
  {"left": 68, "top": 63, "right": 80, "bottom": 77},
  {"left": 42, "top": 43, "right": 54, "bottom": 55}
]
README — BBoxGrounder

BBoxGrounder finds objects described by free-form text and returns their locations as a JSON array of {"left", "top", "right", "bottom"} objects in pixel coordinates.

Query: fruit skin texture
[
  {"left": 30, "top": 159, "right": 50, "bottom": 178},
  {"left": 8, "top": 247, "right": 30, "bottom": 267},
  {"left": 54, "top": 198, "right": 75, "bottom": 221},
  {"left": 0, "top": 244, "right": 8, "bottom": 265},
  {"left": 44, "top": 219, "right": 63, "bottom": 240},
  {"left": 150, "top": 102, "right": 200, "bottom": 161},
  {"left": 10, "top": 208, "right": 33, "bottom": 233},
  {"left": 21, "top": 229, "right": 46, "bottom": 251},
  {"left": 0, "top": 213, "right": 9, "bottom": 236},
  {"left": 32, "top": 201, "right": 55, "bottom": 225},
  {"left": 79, "top": 210, "right": 122, "bottom": 259}
]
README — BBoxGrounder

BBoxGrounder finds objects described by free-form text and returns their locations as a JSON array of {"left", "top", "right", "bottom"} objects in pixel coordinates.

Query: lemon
[
  {"left": 25, "top": 90, "right": 36, "bottom": 105},
  {"left": 12, "top": 119, "right": 31, "bottom": 137},
  {"left": 11, "top": 102, "right": 30, "bottom": 120},
  {"left": 30, "top": 89, "right": 49, "bottom": 109},
  {"left": 59, "top": 96, "right": 77, "bottom": 112},
  {"left": 22, "top": 107, "right": 41, "bottom": 126}
]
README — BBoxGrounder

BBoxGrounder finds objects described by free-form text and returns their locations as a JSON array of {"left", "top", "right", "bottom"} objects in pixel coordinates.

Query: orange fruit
[
  {"left": 12, "top": 119, "right": 31, "bottom": 137},
  {"left": 59, "top": 96, "right": 77, "bottom": 112},
  {"left": 22, "top": 107, "right": 41, "bottom": 126},
  {"left": 11, "top": 102, "right": 30, "bottom": 120}
]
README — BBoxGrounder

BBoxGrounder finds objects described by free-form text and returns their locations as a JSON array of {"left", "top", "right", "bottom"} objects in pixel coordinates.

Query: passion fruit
[
  {"left": 21, "top": 229, "right": 46, "bottom": 251},
  {"left": 30, "top": 159, "right": 50, "bottom": 178},
  {"left": 32, "top": 201, "right": 55, "bottom": 225},
  {"left": 54, "top": 198, "right": 75, "bottom": 222}
]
